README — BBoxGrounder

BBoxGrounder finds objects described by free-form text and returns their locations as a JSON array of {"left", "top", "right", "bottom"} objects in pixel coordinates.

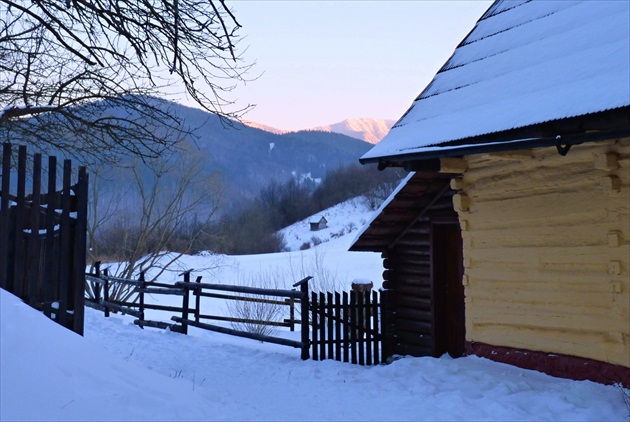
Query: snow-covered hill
[{"left": 279, "top": 196, "right": 376, "bottom": 252}]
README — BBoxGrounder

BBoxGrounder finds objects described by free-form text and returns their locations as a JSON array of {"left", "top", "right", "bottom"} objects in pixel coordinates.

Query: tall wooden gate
[
  {"left": 0, "top": 143, "right": 88, "bottom": 335},
  {"left": 310, "top": 290, "right": 386, "bottom": 365}
]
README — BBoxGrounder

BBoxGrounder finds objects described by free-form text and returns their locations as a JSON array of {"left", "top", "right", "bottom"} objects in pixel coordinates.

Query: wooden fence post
[
  {"left": 72, "top": 165, "right": 88, "bottom": 335},
  {"left": 194, "top": 275, "right": 202, "bottom": 324},
  {"left": 13, "top": 146, "right": 27, "bottom": 298},
  {"left": 327, "top": 291, "right": 333, "bottom": 359},
  {"left": 293, "top": 276, "right": 311, "bottom": 360},
  {"left": 94, "top": 261, "right": 102, "bottom": 301},
  {"left": 103, "top": 268, "right": 110, "bottom": 318},
  {"left": 138, "top": 271, "right": 146, "bottom": 325},
  {"left": 26, "top": 153, "right": 42, "bottom": 308},
  {"left": 179, "top": 270, "right": 192, "bottom": 335}
]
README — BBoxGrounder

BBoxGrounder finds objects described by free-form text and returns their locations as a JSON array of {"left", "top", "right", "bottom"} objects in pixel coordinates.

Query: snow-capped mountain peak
[
  {"left": 308, "top": 118, "right": 395, "bottom": 144},
  {"left": 243, "top": 118, "right": 395, "bottom": 144}
]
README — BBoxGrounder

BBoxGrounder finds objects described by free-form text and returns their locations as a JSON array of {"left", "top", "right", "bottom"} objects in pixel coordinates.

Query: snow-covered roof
[{"left": 362, "top": 0, "right": 630, "bottom": 163}]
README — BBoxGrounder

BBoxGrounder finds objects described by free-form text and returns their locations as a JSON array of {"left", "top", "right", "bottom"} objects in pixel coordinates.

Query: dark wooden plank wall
[
  {"left": 0, "top": 143, "right": 88, "bottom": 335},
  {"left": 381, "top": 189, "right": 456, "bottom": 357}
]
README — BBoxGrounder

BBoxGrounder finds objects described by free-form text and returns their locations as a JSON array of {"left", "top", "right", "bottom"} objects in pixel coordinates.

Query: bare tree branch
[{"left": 0, "top": 0, "right": 253, "bottom": 164}]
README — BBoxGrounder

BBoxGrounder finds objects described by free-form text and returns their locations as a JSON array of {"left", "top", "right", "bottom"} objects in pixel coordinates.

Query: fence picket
[
  {"left": 326, "top": 292, "right": 339, "bottom": 359},
  {"left": 342, "top": 291, "right": 349, "bottom": 363},
  {"left": 365, "top": 291, "right": 372, "bottom": 365},
  {"left": 372, "top": 291, "right": 382, "bottom": 365},
  {"left": 311, "top": 291, "right": 318, "bottom": 361},
  {"left": 13, "top": 147, "right": 27, "bottom": 297},
  {"left": 57, "top": 160, "right": 72, "bottom": 324},
  {"left": 334, "top": 291, "right": 341, "bottom": 361},
  {"left": 0, "top": 144, "right": 11, "bottom": 289},
  {"left": 72, "top": 166, "right": 88, "bottom": 335},
  {"left": 318, "top": 291, "right": 326, "bottom": 360},
  {"left": 42, "top": 156, "right": 57, "bottom": 319},
  {"left": 357, "top": 291, "right": 365, "bottom": 366}
]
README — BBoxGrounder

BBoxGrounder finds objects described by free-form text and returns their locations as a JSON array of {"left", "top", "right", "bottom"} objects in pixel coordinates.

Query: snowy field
[{"left": 1, "top": 198, "right": 629, "bottom": 421}]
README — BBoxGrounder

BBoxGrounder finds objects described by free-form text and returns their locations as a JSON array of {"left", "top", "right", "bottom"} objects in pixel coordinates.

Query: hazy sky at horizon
[{"left": 180, "top": 1, "right": 493, "bottom": 131}]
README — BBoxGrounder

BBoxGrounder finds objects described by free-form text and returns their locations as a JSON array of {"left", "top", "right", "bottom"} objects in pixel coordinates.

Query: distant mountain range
[
  {"left": 244, "top": 118, "right": 395, "bottom": 144},
  {"left": 91, "top": 101, "right": 376, "bottom": 211}
]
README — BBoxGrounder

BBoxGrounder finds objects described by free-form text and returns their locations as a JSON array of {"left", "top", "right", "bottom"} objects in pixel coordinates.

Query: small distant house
[
  {"left": 351, "top": 0, "right": 629, "bottom": 386},
  {"left": 310, "top": 216, "right": 327, "bottom": 231}
]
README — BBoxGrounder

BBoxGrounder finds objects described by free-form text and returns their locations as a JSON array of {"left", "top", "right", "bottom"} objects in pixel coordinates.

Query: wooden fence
[
  {"left": 85, "top": 264, "right": 387, "bottom": 366},
  {"left": 311, "top": 290, "right": 386, "bottom": 365},
  {"left": 0, "top": 143, "right": 88, "bottom": 335},
  {"left": 85, "top": 264, "right": 311, "bottom": 359}
]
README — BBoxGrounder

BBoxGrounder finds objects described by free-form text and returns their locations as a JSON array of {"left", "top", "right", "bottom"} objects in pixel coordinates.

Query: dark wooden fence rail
[
  {"left": 85, "top": 265, "right": 311, "bottom": 359},
  {"left": 311, "top": 290, "right": 385, "bottom": 366},
  {"left": 0, "top": 143, "right": 88, "bottom": 335}
]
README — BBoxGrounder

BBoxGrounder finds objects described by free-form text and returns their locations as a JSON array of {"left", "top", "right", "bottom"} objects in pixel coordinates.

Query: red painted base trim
[{"left": 466, "top": 341, "right": 630, "bottom": 388}]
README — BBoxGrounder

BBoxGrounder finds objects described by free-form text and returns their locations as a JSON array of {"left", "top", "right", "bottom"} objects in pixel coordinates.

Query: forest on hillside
[{"left": 89, "top": 162, "right": 405, "bottom": 277}]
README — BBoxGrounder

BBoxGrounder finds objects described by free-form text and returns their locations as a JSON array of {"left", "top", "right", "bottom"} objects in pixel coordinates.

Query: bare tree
[
  {"left": 86, "top": 142, "right": 223, "bottom": 287},
  {"left": 0, "top": 0, "right": 251, "bottom": 163}
]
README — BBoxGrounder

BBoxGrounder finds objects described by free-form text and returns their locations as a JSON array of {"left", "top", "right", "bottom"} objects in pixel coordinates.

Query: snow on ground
[
  {"left": 2, "top": 287, "right": 628, "bottom": 421},
  {"left": 2, "top": 204, "right": 629, "bottom": 421}
]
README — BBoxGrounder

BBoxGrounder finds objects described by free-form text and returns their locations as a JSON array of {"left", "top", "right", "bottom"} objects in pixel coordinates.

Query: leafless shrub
[{"left": 226, "top": 272, "right": 286, "bottom": 337}]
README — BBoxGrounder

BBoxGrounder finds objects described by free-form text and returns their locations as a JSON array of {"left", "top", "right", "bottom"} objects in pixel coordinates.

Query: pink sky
[{"left": 178, "top": 1, "right": 492, "bottom": 131}]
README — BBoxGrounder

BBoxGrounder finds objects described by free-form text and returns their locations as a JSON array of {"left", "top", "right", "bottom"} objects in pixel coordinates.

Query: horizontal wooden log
[
  {"left": 175, "top": 282, "right": 306, "bottom": 299},
  {"left": 100, "top": 300, "right": 143, "bottom": 318},
  {"left": 84, "top": 299, "right": 106, "bottom": 312},
  {"left": 140, "top": 303, "right": 188, "bottom": 313},
  {"left": 388, "top": 256, "right": 431, "bottom": 267},
  {"left": 391, "top": 248, "right": 431, "bottom": 259},
  {"left": 171, "top": 316, "right": 304, "bottom": 349},
  {"left": 85, "top": 275, "right": 106, "bottom": 285},
  {"left": 396, "top": 317, "right": 432, "bottom": 334},
  {"left": 396, "top": 267, "right": 432, "bottom": 279},
  {"left": 198, "top": 291, "right": 292, "bottom": 305},
  {"left": 395, "top": 343, "right": 433, "bottom": 357},
  {"left": 137, "top": 287, "right": 185, "bottom": 296},
  {"left": 394, "top": 283, "right": 432, "bottom": 296},
  {"left": 134, "top": 319, "right": 184, "bottom": 333},
  {"left": 395, "top": 233, "right": 430, "bottom": 245},
  {"left": 198, "top": 314, "right": 292, "bottom": 328},
  {"left": 396, "top": 330, "right": 433, "bottom": 348},
  {"left": 395, "top": 296, "right": 432, "bottom": 311},
  {"left": 395, "top": 307, "right": 432, "bottom": 322},
  {"left": 145, "top": 281, "right": 177, "bottom": 288},
  {"left": 401, "top": 224, "right": 431, "bottom": 236},
  {"left": 100, "top": 275, "right": 143, "bottom": 286}
]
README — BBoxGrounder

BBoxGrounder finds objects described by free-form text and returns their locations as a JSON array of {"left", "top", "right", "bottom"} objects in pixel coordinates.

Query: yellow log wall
[{"left": 453, "top": 138, "right": 630, "bottom": 367}]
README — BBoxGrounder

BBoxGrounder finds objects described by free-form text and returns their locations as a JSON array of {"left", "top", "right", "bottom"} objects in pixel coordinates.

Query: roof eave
[{"left": 361, "top": 127, "right": 630, "bottom": 169}]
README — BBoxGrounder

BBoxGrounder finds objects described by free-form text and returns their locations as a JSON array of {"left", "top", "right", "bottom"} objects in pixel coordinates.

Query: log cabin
[{"left": 350, "top": 0, "right": 630, "bottom": 386}]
